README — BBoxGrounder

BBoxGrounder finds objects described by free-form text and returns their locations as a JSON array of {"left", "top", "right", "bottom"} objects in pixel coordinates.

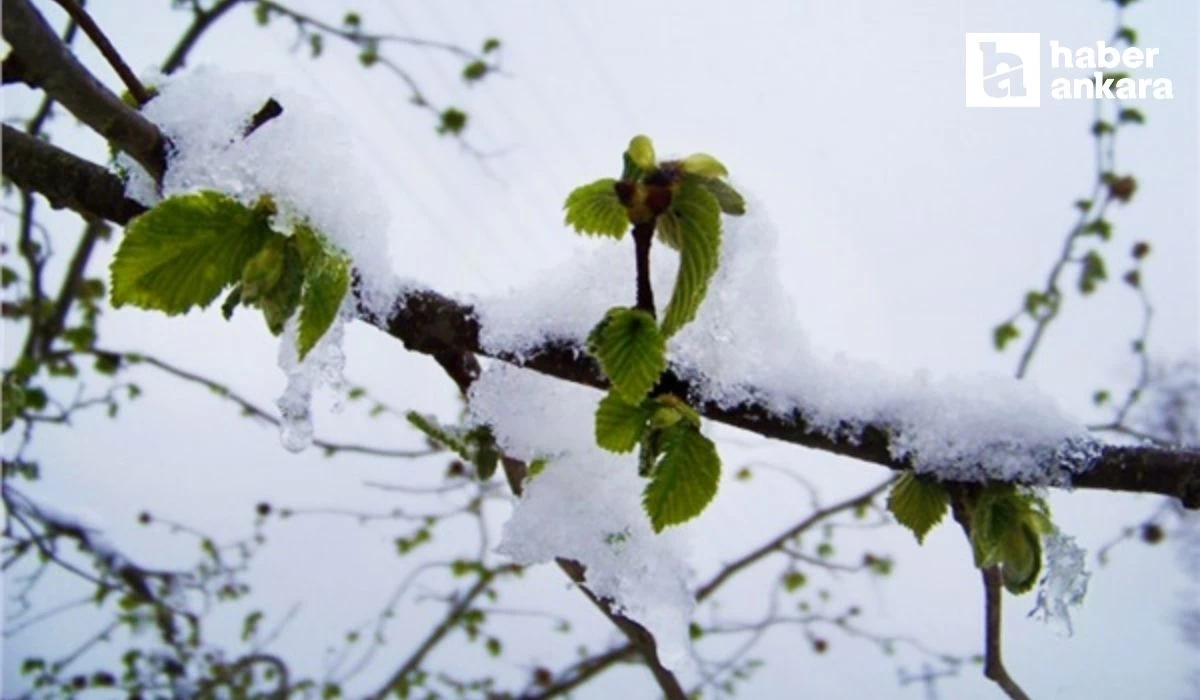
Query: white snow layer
[
  {"left": 124, "top": 67, "right": 400, "bottom": 450},
  {"left": 468, "top": 364, "right": 697, "bottom": 672},
  {"left": 477, "top": 195, "right": 1101, "bottom": 485}
]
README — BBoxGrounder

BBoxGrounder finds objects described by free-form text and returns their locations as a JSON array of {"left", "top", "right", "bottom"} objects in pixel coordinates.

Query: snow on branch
[{"left": 1, "top": 40, "right": 1196, "bottom": 508}]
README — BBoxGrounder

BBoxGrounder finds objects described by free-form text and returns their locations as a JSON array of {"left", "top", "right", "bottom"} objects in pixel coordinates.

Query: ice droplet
[
  {"left": 1028, "top": 531, "right": 1090, "bottom": 636},
  {"left": 274, "top": 314, "right": 346, "bottom": 453},
  {"left": 278, "top": 392, "right": 314, "bottom": 453}
]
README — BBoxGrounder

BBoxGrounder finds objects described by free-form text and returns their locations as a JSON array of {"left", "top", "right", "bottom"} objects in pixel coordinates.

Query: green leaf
[
  {"left": 595, "top": 391, "right": 654, "bottom": 453},
  {"left": 680, "top": 153, "right": 728, "bottom": 178},
  {"left": 992, "top": 322, "right": 1020, "bottom": 351},
  {"left": 221, "top": 284, "right": 243, "bottom": 320},
  {"left": 240, "top": 234, "right": 288, "bottom": 303},
  {"left": 437, "top": 108, "right": 468, "bottom": 136},
  {"left": 887, "top": 473, "right": 949, "bottom": 544},
  {"left": 627, "top": 135, "right": 656, "bottom": 171},
  {"left": 660, "top": 177, "right": 721, "bottom": 338},
  {"left": 471, "top": 426, "right": 500, "bottom": 481},
  {"left": 482, "top": 37, "right": 501, "bottom": 53},
  {"left": 969, "top": 485, "right": 1050, "bottom": 593},
  {"left": 406, "top": 412, "right": 473, "bottom": 458},
  {"left": 642, "top": 424, "right": 720, "bottom": 532},
  {"left": 588, "top": 307, "right": 667, "bottom": 403},
  {"left": 259, "top": 242, "right": 304, "bottom": 335},
  {"left": 695, "top": 176, "right": 746, "bottom": 216},
  {"left": 1078, "top": 250, "right": 1107, "bottom": 295},
  {"left": 564, "top": 179, "right": 628, "bottom": 238},
  {"left": 1000, "top": 524, "right": 1043, "bottom": 594},
  {"left": 656, "top": 208, "right": 683, "bottom": 250},
  {"left": 650, "top": 394, "right": 701, "bottom": 429},
  {"left": 359, "top": 40, "right": 379, "bottom": 67},
  {"left": 110, "top": 191, "right": 272, "bottom": 315},
  {"left": 463, "top": 60, "right": 488, "bottom": 82},
  {"left": 638, "top": 428, "right": 662, "bottom": 478},
  {"left": 297, "top": 249, "right": 350, "bottom": 360},
  {"left": 1118, "top": 107, "right": 1144, "bottom": 124}
]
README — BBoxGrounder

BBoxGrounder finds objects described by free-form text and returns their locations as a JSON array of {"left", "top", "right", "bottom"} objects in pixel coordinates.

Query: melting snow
[
  {"left": 477, "top": 195, "right": 1101, "bottom": 485},
  {"left": 122, "top": 67, "right": 398, "bottom": 449},
  {"left": 468, "top": 363, "right": 697, "bottom": 671}
]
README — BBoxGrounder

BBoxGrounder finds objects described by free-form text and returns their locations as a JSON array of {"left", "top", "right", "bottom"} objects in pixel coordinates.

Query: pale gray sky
[{"left": 3, "top": 1, "right": 1197, "bottom": 698}]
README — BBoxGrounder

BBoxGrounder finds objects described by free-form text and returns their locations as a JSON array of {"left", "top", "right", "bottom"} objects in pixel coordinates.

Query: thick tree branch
[
  {"left": 3, "top": 101, "right": 1198, "bottom": 510},
  {"left": 376, "top": 290, "right": 1200, "bottom": 508},
  {"left": 1, "top": 126, "right": 148, "bottom": 225},
  {"left": 2, "top": 0, "right": 165, "bottom": 180}
]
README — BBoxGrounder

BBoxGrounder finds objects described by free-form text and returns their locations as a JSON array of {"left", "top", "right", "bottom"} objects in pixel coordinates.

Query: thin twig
[
  {"left": 695, "top": 477, "right": 896, "bottom": 601},
  {"left": 49, "top": 0, "right": 152, "bottom": 105}
]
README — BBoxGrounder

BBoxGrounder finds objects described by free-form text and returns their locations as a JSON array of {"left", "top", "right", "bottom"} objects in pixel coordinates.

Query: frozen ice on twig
[{"left": 1028, "top": 531, "right": 1091, "bottom": 636}]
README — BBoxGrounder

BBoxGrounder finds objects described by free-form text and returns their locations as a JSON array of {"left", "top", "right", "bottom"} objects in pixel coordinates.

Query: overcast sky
[{"left": 3, "top": 0, "right": 1198, "bottom": 698}]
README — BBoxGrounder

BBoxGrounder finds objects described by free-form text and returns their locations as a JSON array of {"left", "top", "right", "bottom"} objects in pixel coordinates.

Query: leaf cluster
[{"left": 110, "top": 191, "right": 350, "bottom": 360}]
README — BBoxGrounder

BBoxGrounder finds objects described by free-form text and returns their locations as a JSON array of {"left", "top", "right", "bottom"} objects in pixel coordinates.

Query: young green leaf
[
  {"left": 564, "top": 178, "right": 629, "bottom": 238},
  {"left": 259, "top": 242, "right": 304, "bottom": 335},
  {"left": 240, "top": 234, "right": 288, "bottom": 303},
  {"left": 221, "top": 284, "right": 243, "bottom": 320},
  {"left": 470, "top": 426, "right": 500, "bottom": 481},
  {"left": 656, "top": 209, "right": 684, "bottom": 250},
  {"left": 406, "top": 412, "right": 473, "bottom": 458},
  {"left": 638, "top": 429, "right": 662, "bottom": 478},
  {"left": 588, "top": 307, "right": 667, "bottom": 403},
  {"left": 642, "top": 424, "right": 720, "bottom": 532},
  {"left": 650, "top": 394, "right": 701, "bottom": 430},
  {"left": 887, "top": 473, "right": 949, "bottom": 544},
  {"left": 660, "top": 177, "right": 722, "bottom": 338},
  {"left": 595, "top": 391, "right": 654, "bottom": 453},
  {"left": 680, "top": 153, "right": 728, "bottom": 178},
  {"left": 999, "top": 524, "right": 1043, "bottom": 594},
  {"left": 111, "top": 191, "right": 272, "bottom": 314},
  {"left": 297, "top": 251, "right": 350, "bottom": 360},
  {"left": 695, "top": 175, "right": 746, "bottom": 216},
  {"left": 626, "top": 135, "right": 656, "bottom": 172}
]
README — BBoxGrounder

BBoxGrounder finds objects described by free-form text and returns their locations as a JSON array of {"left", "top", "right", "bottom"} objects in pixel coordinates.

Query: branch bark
[
  {"left": 1, "top": 126, "right": 148, "bottom": 225},
  {"left": 3, "top": 135, "right": 1199, "bottom": 508},
  {"left": 2, "top": 0, "right": 165, "bottom": 180}
]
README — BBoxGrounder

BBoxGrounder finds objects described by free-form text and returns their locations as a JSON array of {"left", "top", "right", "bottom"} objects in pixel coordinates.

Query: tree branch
[
  {"left": 162, "top": 0, "right": 243, "bottom": 75},
  {"left": 3, "top": 134, "right": 1198, "bottom": 507},
  {"left": 2, "top": 0, "right": 165, "bottom": 180},
  {"left": 367, "top": 573, "right": 493, "bottom": 700},
  {"left": 49, "top": 0, "right": 153, "bottom": 106},
  {"left": 1, "top": 126, "right": 148, "bottom": 225},
  {"left": 694, "top": 477, "right": 896, "bottom": 602}
]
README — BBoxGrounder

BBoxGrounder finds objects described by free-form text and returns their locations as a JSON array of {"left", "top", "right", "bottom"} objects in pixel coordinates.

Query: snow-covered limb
[
  {"left": 373, "top": 286, "right": 1200, "bottom": 508},
  {"left": 4, "top": 0, "right": 1195, "bottom": 506},
  {"left": 3, "top": 118, "right": 1197, "bottom": 506}
]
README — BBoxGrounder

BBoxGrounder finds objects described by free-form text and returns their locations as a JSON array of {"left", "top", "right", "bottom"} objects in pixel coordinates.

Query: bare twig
[
  {"left": 368, "top": 574, "right": 493, "bottom": 700},
  {"left": 162, "top": 0, "right": 242, "bottom": 74},
  {"left": 49, "top": 0, "right": 153, "bottom": 105},
  {"left": 695, "top": 477, "right": 897, "bottom": 601}
]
